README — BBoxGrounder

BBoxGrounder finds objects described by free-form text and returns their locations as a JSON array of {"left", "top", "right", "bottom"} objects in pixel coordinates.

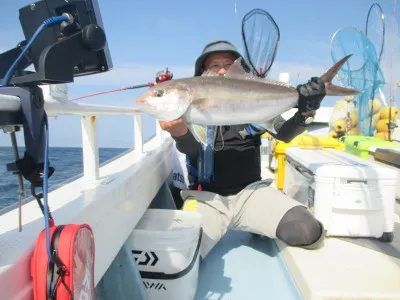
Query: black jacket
[{"left": 172, "top": 114, "right": 307, "bottom": 196}]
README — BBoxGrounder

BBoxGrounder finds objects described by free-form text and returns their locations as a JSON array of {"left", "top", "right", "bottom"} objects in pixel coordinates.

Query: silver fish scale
[
  {"left": 262, "top": 79, "right": 296, "bottom": 89},
  {"left": 188, "top": 76, "right": 297, "bottom": 100}
]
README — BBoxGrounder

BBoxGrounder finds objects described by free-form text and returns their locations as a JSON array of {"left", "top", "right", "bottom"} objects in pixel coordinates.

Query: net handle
[
  {"left": 365, "top": 2, "right": 385, "bottom": 62},
  {"left": 241, "top": 8, "right": 280, "bottom": 78},
  {"left": 330, "top": 25, "right": 371, "bottom": 86}
]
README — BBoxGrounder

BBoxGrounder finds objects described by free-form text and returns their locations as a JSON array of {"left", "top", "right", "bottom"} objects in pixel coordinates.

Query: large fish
[{"left": 136, "top": 55, "right": 360, "bottom": 141}]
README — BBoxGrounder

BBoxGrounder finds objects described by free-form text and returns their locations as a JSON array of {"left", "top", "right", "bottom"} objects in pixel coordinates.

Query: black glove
[{"left": 297, "top": 77, "right": 326, "bottom": 113}]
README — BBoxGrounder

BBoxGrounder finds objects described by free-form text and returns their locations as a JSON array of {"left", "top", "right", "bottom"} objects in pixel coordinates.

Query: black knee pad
[{"left": 276, "top": 206, "right": 322, "bottom": 246}]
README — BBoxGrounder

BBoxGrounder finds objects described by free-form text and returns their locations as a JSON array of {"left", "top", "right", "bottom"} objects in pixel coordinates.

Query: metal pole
[{"left": 9, "top": 129, "right": 25, "bottom": 231}]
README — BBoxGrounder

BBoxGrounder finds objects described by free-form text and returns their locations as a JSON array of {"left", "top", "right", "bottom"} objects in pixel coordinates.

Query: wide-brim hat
[{"left": 194, "top": 40, "right": 242, "bottom": 76}]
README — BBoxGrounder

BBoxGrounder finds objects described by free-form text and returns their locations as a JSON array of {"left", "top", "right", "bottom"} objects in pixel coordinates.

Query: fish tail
[{"left": 320, "top": 54, "right": 361, "bottom": 96}]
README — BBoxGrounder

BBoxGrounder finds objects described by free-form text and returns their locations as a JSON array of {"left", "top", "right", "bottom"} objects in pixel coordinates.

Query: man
[{"left": 160, "top": 40, "right": 326, "bottom": 259}]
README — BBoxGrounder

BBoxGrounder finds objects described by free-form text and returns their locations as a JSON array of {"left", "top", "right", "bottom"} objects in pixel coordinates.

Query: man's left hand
[{"left": 297, "top": 77, "right": 326, "bottom": 116}]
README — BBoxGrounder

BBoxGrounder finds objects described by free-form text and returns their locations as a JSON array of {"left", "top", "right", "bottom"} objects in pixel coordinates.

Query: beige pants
[{"left": 181, "top": 180, "right": 305, "bottom": 258}]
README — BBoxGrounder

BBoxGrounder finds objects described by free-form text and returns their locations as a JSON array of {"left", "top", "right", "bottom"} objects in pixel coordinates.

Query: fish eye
[{"left": 154, "top": 89, "right": 165, "bottom": 97}]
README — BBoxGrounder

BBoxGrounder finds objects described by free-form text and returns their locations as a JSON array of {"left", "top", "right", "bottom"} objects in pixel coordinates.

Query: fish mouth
[{"left": 135, "top": 100, "right": 158, "bottom": 115}]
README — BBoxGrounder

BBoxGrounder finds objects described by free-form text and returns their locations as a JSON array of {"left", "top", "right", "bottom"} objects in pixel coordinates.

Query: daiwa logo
[
  {"left": 172, "top": 172, "right": 185, "bottom": 184},
  {"left": 143, "top": 281, "right": 167, "bottom": 291}
]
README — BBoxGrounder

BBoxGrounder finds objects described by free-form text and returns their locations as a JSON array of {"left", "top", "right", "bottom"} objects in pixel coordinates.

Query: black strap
[
  {"left": 139, "top": 228, "right": 203, "bottom": 280},
  {"left": 49, "top": 270, "right": 73, "bottom": 300},
  {"left": 47, "top": 225, "right": 73, "bottom": 300}
]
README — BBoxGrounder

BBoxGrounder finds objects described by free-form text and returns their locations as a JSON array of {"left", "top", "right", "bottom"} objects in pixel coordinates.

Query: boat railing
[{"left": 44, "top": 95, "right": 168, "bottom": 183}]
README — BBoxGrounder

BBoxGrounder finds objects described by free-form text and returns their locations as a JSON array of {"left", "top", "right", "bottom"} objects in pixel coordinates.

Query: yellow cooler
[{"left": 273, "top": 135, "right": 345, "bottom": 190}]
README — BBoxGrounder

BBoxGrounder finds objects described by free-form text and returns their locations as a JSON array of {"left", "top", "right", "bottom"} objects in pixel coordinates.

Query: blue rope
[
  {"left": 43, "top": 116, "right": 53, "bottom": 262},
  {"left": 1, "top": 15, "right": 70, "bottom": 262},
  {"left": 245, "top": 123, "right": 266, "bottom": 136},
  {"left": 2, "top": 15, "right": 69, "bottom": 86}
]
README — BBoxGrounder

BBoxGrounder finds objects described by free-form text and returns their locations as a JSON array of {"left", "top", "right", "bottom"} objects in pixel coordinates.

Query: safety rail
[{"left": 44, "top": 100, "right": 167, "bottom": 183}]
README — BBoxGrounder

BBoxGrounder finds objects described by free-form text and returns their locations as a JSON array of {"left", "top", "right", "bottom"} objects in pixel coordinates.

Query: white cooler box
[
  {"left": 283, "top": 148, "right": 397, "bottom": 242},
  {"left": 128, "top": 209, "right": 203, "bottom": 300}
]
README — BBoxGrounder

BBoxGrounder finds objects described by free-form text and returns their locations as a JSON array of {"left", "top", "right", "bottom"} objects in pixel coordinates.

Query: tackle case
[
  {"left": 283, "top": 147, "right": 397, "bottom": 241},
  {"left": 31, "top": 224, "right": 96, "bottom": 300},
  {"left": 273, "top": 134, "right": 345, "bottom": 190}
]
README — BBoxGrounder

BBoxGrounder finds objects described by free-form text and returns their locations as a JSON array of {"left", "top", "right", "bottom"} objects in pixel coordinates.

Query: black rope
[
  {"left": 31, "top": 184, "right": 53, "bottom": 220},
  {"left": 49, "top": 267, "right": 73, "bottom": 300}
]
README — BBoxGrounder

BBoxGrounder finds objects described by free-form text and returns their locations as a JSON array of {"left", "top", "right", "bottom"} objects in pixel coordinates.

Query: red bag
[{"left": 31, "top": 224, "right": 96, "bottom": 300}]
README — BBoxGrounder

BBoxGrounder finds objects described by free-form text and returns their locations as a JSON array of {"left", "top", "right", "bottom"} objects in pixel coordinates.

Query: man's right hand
[{"left": 159, "top": 118, "right": 188, "bottom": 137}]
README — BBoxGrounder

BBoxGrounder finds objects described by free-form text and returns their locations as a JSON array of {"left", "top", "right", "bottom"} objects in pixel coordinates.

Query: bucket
[{"left": 128, "top": 209, "right": 203, "bottom": 300}]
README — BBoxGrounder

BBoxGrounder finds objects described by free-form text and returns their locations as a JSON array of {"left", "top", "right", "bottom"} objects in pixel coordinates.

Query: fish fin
[
  {"left": 262, "top": 79, "right": 296, "bottom": 89},
  {"left": 224, "top": 58, "right": 262, "bottom": 81},
  {"left": 324, "top": 84, "right": 361, "bottom": 96},
  {"left": 188, "top": 124, "right": 207, "bottom": 145},
  {"left": 201, "top": 58, "right": 256, "bottom": 79},
  {"left": 258, "top": 119, "right": 277, "bottom": 135},
  {"left": 320, "top": 54, "right": 362, "bottom": 96},
  {"left": 224, "top": 58, "right": 252, "bottom": 78},
  {"left": 191, "top": 98, "right": 211, "bottom": 109},
  {"left": 192, "top": 98, "right": 208, "bottom": 104},
  {"left": 201, "top": 70, "right": 219, "bottom": 77},
  {"left": 225, "top": 58, "right": 297, "bottom": 89}
]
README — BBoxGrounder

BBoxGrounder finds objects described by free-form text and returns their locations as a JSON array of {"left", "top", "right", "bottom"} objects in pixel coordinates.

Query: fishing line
[
  {"left": 213, "top": 126, "right": 225, "bottom": 152},
  {"left": 69, "top": 83, "right": 154, "bottom": 101},
  {"left": 69, "top": 69, "right": 172, "bottom": 101}
]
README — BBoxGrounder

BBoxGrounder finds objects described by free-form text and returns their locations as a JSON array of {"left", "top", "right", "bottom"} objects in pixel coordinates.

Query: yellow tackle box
[{"left": 273, "top": 134, "right": 345, "bottom": 190}]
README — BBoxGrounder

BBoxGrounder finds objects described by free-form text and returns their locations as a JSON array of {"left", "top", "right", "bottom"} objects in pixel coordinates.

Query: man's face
[{"left": 203, "top": 52, "right": 238, "bottom": 75}]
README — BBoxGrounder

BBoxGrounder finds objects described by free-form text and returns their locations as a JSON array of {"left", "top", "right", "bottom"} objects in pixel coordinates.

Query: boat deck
[
  {"left": 196, "top": 221, "right": 400, "bottom": 300},
  {"left": 196, "top": 230, "right": 302, "bottom": 300},
  {"left": 276, "top": 226, "right": 400, "bottom": 300},
  {"left": 195, "top": 159, "right": 400, "bottom": 300}
]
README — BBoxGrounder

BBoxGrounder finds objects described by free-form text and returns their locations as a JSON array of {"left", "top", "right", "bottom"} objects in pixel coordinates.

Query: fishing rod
[{"left": 69, "top": 68, "right": 173, "bottom": 101}]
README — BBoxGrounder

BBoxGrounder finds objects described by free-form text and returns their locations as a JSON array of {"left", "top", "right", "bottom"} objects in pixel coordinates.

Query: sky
[{"left": 0, "top": 0, "right": 399, "bottom": 148}]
